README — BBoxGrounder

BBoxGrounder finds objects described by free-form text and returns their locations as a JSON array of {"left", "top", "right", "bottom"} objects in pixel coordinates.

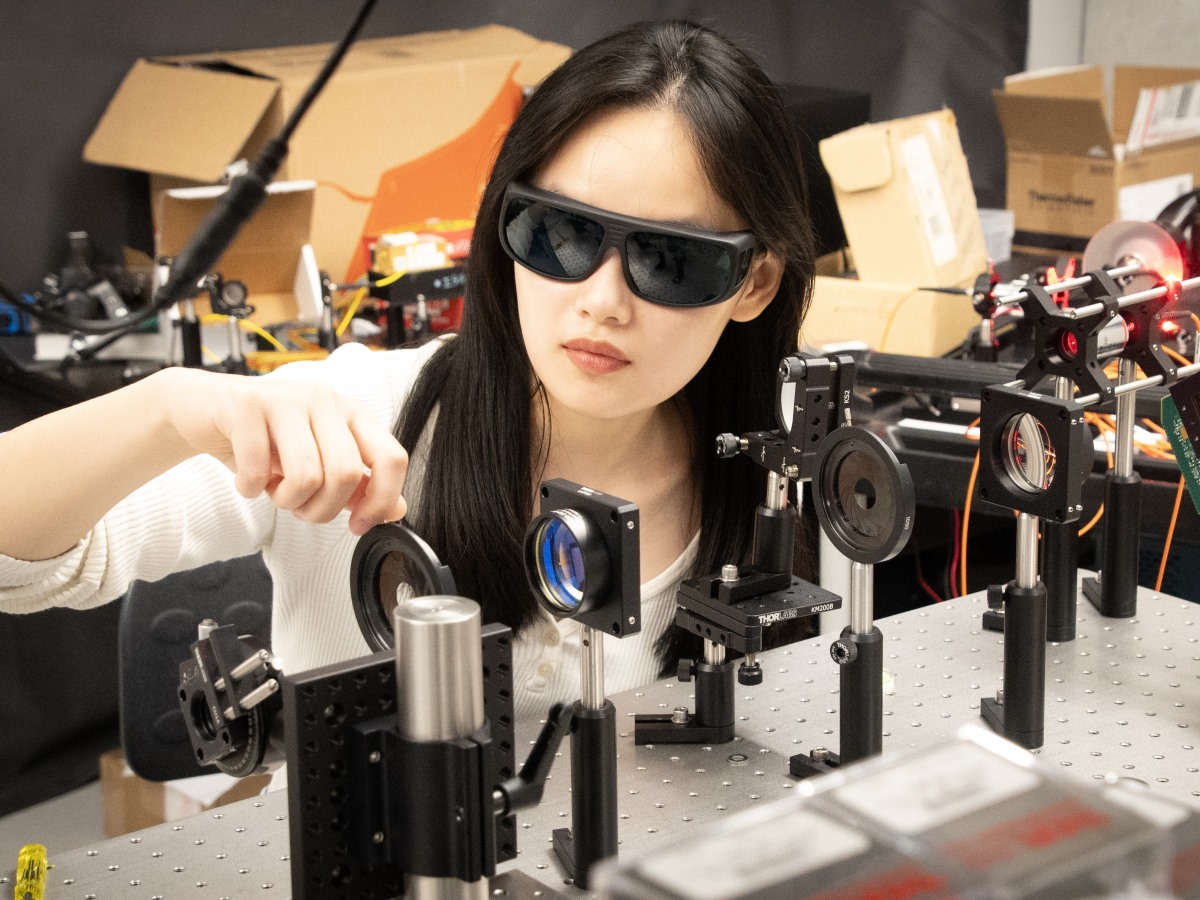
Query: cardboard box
[
  {"left": 99, "top": 748, "right": 271, "bottom": 838},
  {"left": 819, "top": 108, "right": 988, "bottom": 288},
  {"left": 802, "top": 251, "right": 980, "bottom": 357},
  {"left": 995, "top": 65, "right": 1200, "bottom": 253},
  {"left": 157, "top": 179, "right": 318, "bottom": 326},
  {"left": 84, "top": 26, "right": 571, "bottom": 288}
]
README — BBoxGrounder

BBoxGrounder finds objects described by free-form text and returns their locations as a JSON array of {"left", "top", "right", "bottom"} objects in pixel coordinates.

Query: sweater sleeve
[{"left": 0, "top": 340, "right": 442, "bottom": 615}]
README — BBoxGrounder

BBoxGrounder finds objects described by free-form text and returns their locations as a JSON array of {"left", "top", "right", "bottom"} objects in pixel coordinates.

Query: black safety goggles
[{"left": 499, "top": 182, "right": 759, "bottom": 308}]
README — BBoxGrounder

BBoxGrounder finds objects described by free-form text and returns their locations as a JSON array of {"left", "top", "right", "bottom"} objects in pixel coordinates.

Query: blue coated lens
[{"left": 536, "top": 517, "right": 586, "bottom": 612}]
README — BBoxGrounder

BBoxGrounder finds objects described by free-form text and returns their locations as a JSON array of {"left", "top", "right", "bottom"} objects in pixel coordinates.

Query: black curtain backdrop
[{"left": 0, "top": 0, "right": 1027, "bottom": 295}]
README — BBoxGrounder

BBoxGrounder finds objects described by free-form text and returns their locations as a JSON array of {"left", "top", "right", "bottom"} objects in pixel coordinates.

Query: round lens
[
  {"left": 1001, "top": 413, "right": 1056, "bottom": 494},
  {"left": 534, "top": 516, "right": 586, "bottom": 612},
  {"left": 376, "top": 550, "right": 427, "bottom": 628},
  {"left": 626, "top": 233, "right": 733, "bottom": 305}
]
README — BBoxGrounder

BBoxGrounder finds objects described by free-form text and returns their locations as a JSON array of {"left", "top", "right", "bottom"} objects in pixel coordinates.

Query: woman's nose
[{"left": 573, "top": 249, "right": 634, "bottom": 323}]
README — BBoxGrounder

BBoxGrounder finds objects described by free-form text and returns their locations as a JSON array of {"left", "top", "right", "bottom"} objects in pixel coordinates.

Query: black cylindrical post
[
  {"left": 181, "top": 307, "right": 203, "bottom": 368},
  {"left": 838, "top": 626, "right": 882, "bottom": 764},
  {"left": 982, "top": 510, "right": 1046, "bottom": 750},
  {"left": 1087, "top": 473, "right": 1142, "bottom": 618},
  {"left": 566, "top": 701, "right": 617, "bottom": 889},
  {"left": 693, "top": 660, "right": 736, "bottom": 732},
  {"left": 1041, "top": 519, "right": 1078, "bottom": 642},
  {"left": 1000, "top": 581, "right": 1047, "bottom": 748},
  {"left": 752, "top": 505, "right": 795, "bottom": 575}
]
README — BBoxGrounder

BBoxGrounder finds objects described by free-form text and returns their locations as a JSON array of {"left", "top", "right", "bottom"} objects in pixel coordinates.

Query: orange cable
[
  {"left": 957, "top": 416, "right": 981, "bottom": 598},
  {"left": 1165, "top": 345, "right": 1191, "bottom": 367},
  {"left": 959, "top": 450, "right": 980, "bottom": 598},
  {"left": 1155, "top": 476, "right": 1187, "bottom": 592},
  {"left": 1078, "top": 412, "right": 1114, "bottom": 537},
  {"left": 316, "top": 179, "right": 375, "bottom": 203}
]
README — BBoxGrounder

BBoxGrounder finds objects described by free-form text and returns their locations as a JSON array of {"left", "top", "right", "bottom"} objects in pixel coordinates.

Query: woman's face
[{"left": 514, "top": 105, "right": 777, "bottom": 425}]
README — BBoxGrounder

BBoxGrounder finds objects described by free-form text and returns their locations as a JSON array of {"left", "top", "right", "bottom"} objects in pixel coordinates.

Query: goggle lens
[{"left": 501, "top": 185, "right": 753, "bottom": 308}]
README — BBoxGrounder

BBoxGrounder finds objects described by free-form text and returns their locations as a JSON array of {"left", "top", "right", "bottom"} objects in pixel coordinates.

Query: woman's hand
[{"left": 163, "top": 367, "right": 408, "bottom": 534}]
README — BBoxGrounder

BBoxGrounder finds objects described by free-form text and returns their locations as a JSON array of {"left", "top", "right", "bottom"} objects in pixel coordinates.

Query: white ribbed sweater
[{"left": 0, "top": 342, "right": 694, "bottom": 722}]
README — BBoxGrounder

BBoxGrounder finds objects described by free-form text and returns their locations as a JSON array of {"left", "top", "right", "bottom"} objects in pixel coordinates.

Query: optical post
[
  {"left": 1077, "top": 256, "right": 1182, "bottom": 619},
  {"left": 524, "top": 479, "right": 641, "bottom": 889},
  {"left": 980, "top": 271, "right": 1124, "bottom": 641},
  {"left": 181, "top": 525, "right": 576, "bottom": 899},
  {"left": 976, "top": 387, "right": 1083, "bottom": 749},
  {"left": 975, "top": 267, "right": 1200, "bottom": 749},
  {"left": 633, "top": 354, "right": 847, "bottom": 747},
  {"left": 790, "top": 423, "right": 915, "bottom": 777}
]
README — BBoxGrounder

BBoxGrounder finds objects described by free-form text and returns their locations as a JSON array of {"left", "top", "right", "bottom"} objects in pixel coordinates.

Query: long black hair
[{"left": 396, "top": 19, "right": 817, "bottom": 672}]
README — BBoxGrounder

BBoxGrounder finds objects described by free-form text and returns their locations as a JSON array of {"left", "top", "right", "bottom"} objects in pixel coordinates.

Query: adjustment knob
[
  {"left": 987, "top": 583, "right": 1006, "bottom": 611},
  {"left": 830, "top": 640, "right": 857, "bottom": 665},
  {"left": 677, "top": 659, "right": 694, "bottom": 682},
  {"left": 715, "top": 433, "right": 742, "bottom": 458},
  {"left": 738, "top": 661, "right": 763, "bottom": 685}
]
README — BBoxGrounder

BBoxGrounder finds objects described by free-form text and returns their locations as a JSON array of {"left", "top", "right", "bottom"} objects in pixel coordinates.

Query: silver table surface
[{"left": 4, "top": 582, "right": 1196, "bottom": 898}]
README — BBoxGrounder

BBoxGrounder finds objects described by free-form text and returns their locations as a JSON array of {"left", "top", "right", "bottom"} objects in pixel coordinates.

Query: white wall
[
  {"left": 1027, "top": 0, "right": 1086, "bottom": 69},
  {"left": 1028, "top": 0, "right": 1200, "bottom": 71},
  {"left": 1083, "top": 0, "right": 1200, "bottom": 67}
]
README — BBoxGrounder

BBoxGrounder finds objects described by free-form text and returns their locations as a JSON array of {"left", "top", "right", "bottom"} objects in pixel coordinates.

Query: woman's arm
[{"left": 0, "top": 364, "right": 410, "bottom": 562}]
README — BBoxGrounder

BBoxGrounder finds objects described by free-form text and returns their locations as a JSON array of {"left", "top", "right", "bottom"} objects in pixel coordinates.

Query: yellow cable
[
  {"left": 245, "top": 350, "right": 330, "bottom": 373},
  {"left": 288, "top": 326, "right": 322, "bottom": 353},
  {"left": 336, "top": 287, "right": 368, "bottom": 337},
  {"left": 199, "top": 313, "right": 289, "bottom": 353},
  {"left": 240, "top": 319, "right": 288, "bottom": 353},
  {"left": 877, "top": 288, "right": 922, "bottom": 352}
]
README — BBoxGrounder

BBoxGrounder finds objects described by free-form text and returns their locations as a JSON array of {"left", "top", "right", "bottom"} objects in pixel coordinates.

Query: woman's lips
[{"left": 563, "top": 339, "right": 630, "bottom": 375}]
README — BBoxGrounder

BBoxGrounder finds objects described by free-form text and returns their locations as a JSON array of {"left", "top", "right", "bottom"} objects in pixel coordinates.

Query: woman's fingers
[
  {"left": 177, "top": 373, "right": 409, "bottom": 532},
  {"left": 261, "top": 397, "right": 331, "bottom": 513},
  {"left": 249, "top": 387, "right": 408, "bottom": 530},
  {"left": 224, "top": 403, "right": 275, "bottom": 498},
  {"left": 285, "top": 393, "right": 377, "bottom": 523},
  {"left": 344, "top": 406, "right": 409, "bottom": 531}
]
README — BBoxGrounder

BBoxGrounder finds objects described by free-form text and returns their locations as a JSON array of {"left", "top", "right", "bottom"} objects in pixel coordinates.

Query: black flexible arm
[
  {"left": 494, "top": 703, "right": 575, "bottom": 816},
  {"left": 152, "top": 0, "right": 380, "bottom": 311},
  {"left": 1, "top": 0, "right": 381, "bottom": 340}
]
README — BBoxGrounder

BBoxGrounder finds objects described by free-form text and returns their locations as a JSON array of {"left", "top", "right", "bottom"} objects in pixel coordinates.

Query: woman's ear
[{"left": 730, "top": 252, "right": 784, "bottom": 322}]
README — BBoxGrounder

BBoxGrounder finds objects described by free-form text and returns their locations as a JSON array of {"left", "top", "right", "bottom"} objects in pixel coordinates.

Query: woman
[{"left": 0, "top": 20, "right": 816, "bottom": 720}]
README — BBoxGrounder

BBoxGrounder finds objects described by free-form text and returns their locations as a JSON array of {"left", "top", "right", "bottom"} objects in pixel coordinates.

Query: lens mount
[
  {"left": 525, "top": 509, "right": 612, "bottom": 617},
  {"left": 350, "top": 522, "right": 458, "bottom": 652}
]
